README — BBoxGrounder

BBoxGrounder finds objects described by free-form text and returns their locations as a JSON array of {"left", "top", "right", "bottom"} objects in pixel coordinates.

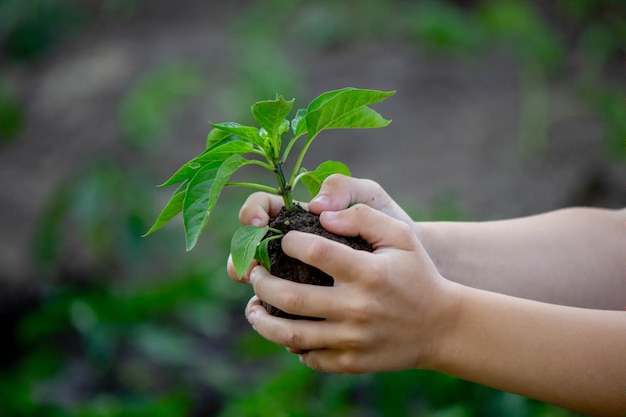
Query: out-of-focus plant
[
  {"left": 0, "top": 0, "right": 84, "bottom": 62},
  {"left": 410, "top": 1, "right": 483, "bottom": 55},
  {"left": 33, "top": 161, "right": 158, "bottom": 279},
  {"left": 119, "top": 63, "right": 206, "bottom": 152},
  {"left": 0, "top": 78, "right": 23, "bottom": 142},
  {"left": 560, "top": 0, "right": 626, "bottom": 160},
  {"left": 475, "top": 1, "right": 564, "bottom": 156},
  {"left": 0, "top": 0, "right": 139, "bottom": 62}
]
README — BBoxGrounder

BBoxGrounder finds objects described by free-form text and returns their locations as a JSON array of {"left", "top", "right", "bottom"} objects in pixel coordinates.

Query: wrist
[
  {"left": 414, "top": 222, "right": 449, "bottom": 276},
  {"left": 418, "top": 277, "right": 466, "bottom": 371}
]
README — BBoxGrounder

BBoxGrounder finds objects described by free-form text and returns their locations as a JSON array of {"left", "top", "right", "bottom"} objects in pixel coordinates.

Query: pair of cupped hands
[{"left": 226, "top": 175, "right": 461, "bottom": 374}]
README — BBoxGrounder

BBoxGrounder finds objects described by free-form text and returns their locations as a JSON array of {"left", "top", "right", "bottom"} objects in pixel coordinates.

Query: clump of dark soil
[{"left": 263, "top": 205, "right": 373, "bottom": 320}]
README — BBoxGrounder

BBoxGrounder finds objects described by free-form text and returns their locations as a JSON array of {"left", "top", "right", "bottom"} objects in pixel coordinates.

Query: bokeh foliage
[{"left": 1, "top": 0, "right": 621, "bottom": 415}]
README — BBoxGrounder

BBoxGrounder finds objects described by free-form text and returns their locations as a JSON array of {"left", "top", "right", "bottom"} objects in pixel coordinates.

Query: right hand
[{"left": 226, "top": 174, "right": 417, "bottom": 283}]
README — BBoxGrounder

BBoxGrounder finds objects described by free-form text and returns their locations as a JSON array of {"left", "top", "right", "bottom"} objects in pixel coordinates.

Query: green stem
[
  {"left": 274, "top": 161, "right": 295, "bottom": 210},
  {"left": 246, "top": 158, "right": 275, "bottom": 172},
  {"left": 281, "top": 132, "right": 305, "bottom": 164},
  {"left": 291, "top": 171, "right": 308, "bottom": 191},
  {"left": 288, "top": 133, "right": 317, "bottom": 185},
  {"left": 226, "top": 182, "right": 278, "bottom": 194}
]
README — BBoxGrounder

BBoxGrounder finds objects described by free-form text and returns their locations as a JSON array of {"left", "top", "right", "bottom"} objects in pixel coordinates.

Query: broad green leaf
[
  {"left": 252, "top": 96, "right": 294, "bottom": 139},
  {"left": 143, "top": 181, "right": 189, "bottom": 237},
  {"left": 231, "top": 225, "right": 269, "bottom": 278},
  {"left": 159, "top": 141, "right": 255, "bottom": 187},
  {"left": 306, "top": 88, "right": 351, "bottom": 113},
  {"left": 183, "top": 155, "right": 250, "bottom": 250},
  {"left": 321, "top": 106, "right": 391, "bottom": 131},
  {"left": 210, "top": 122, "right": 264, "bottom": 148},
  {"left": 305, "top": 88, "right": 395, "bottom": 139},
  {"left": 300, "top": 161, "right": 351, "bottom": 197}
]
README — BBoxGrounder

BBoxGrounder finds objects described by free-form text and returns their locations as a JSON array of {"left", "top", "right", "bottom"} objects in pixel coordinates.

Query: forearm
[
  {"left": 419, "top": 207, "right": 626, "bottom": 309},
  {"left": 434, "top": 283, "right": 626, "bottom": 417}
]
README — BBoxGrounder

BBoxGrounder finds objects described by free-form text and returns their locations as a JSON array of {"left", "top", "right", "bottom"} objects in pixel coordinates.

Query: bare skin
[{"left": 226, "top": 174, "right": 626, "bottom": 417}]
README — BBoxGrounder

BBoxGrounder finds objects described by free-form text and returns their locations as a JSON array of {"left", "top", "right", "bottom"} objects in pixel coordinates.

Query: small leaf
[
  {"left": 159, "top": 141, "right": 255, "bottom": 187},
  {"left": 252, "top": 96, "right": 294, "bottom": 139},
  {"left": 210, "top": 122, "right": 264, "bottom": 148},
  {"left": 305, "top": 88, "right": 395, "bottom": 139},
  {"left": 255, "top": 239, "right": 271, "bottom": 272},
  {"left": 143, "top": 181, "right": 189, "bottom": 236},
  {"left": 183, "top": 155, "right": 251, "bottom": 250},
  {"left": 291, "top": 108, "right": 308, "bottom": 137},
  {"left": 300, "top": 161, "right": 351, "bottom": 197},
  {"left": 231, "top": 226, "right": 269, "bottom": 278}
]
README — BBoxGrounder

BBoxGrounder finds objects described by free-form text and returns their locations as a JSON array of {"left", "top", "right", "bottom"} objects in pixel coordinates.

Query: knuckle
[
  {"left": 281, "top": 328, "right": 303, "bottom": 349},
  {"left": 303, "top": 238, "right": 331, "bottom": 263},
  {"left": 349, "top": 203, "right": 370, "bottom": 222},
  {"left": 344, "top": 296, "right": 370, "bottom": 325},
  {"left": 362, "top": 178, "right": 387, "bottom": 199},
  {"left": 281, "top": 288, "right": 305, "bottom": 313},
  {"left": 362, "top": 178, "right": 382, "bottom": 192},
  {"left": 360, "top": 260, "right": 384, "bottom": 286},
  {"left": 325, "top": 173, "right": 343, "bottom": 185},
  {"left": 336, "top": 351, "right": 363, "bottom": 374},
  {"left": 395, "top": 220, "right": 414, "bottom": 239},
  {"left": 302, "top": 352, "right": 323, "bottom": 372}
]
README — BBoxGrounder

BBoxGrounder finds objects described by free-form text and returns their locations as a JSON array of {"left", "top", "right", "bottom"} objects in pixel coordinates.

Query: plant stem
[
  {"left": 274, "top": 161, "right": 295, "bottom": 210},
  {"left": 288, "top": 133, "right": 317, "bottom": 185},
  {"left": 226, "top": 182, "right": 278, "bottom": 194}
]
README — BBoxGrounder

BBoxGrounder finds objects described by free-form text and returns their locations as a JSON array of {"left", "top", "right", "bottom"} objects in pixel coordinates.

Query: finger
[
  {"left": 239, "top": 192, "right": 309, "bottom": 225},
  {"left": 319, "top": 204, "right": 418, "bottom": 252},
  {"left": 287, "top": 346, "right": 308, "bottom": 354},
  {"left": 281, "top": 206, "right": 418, "bottom": 281},
  {"left": 281, "top": 230, "right": 372, "bottom": 284},
  {"left": 299, "top": 349, "right": 367, "bottom": 374},
  {"left": 238, "top": 193, "right": 283, "bottom": 226},
  {"left": 249, "top": 265, "right": 339, "bottom": 319},
  {"left": 226, "top": 253, "right": 257, "bottom": 284},
  {"left": 245, "top": 294, "right": 334, "bottom": 351},
  {"left": 308, "top": 174, "right": 394, "bottom": 214},
  {"left": 245, "top": 294, "right": 263, "bottom": 320}
]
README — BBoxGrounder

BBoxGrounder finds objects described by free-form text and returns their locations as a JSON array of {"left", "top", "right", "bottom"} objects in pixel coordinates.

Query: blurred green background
[{"left": 0, "top": 0, "right": 624, "bottom": 416}]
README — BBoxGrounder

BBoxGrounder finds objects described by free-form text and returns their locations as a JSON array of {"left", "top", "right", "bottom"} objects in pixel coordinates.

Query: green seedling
[{"left": 145, "top": 87, "right": 395, "bottom": 277}]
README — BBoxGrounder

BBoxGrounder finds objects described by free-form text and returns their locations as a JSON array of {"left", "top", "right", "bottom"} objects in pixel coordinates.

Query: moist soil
[{"left": 263, "top": 205, "right": 373, "bottom": 320}]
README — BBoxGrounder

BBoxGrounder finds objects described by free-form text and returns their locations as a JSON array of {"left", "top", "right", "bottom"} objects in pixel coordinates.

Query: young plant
[{"left": 145, "top": 87, "right": 394, "bottom": 282}]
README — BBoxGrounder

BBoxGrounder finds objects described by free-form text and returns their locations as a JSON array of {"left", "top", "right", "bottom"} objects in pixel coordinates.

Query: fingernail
[
  {"left": 250, "top": 266, "right": 260, "bottom": 283},
  {"left": 321, "top": 211, "right": 338, "bottom": 222},
  {"left": 247, "top": 309, "right": 258, "bottom": 330},
  {"left": 251, "top": 217, "right": 263, "bottom": 227},
  {"left": 311, "top": 194, "right": 330, "bottom": 207}
]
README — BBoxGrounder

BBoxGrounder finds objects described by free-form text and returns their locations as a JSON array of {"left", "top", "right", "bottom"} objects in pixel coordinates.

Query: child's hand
[
  {"left": 245, "top": 203, "right": 461, "bottom": 374},
  {"left": 226, "top": 174, "right": 418, "bottom": 283}
]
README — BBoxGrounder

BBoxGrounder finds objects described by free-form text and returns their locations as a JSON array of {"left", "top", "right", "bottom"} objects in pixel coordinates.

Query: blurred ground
[{"left": 0, "top": 0, "right": 623, "bottom": 286}]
